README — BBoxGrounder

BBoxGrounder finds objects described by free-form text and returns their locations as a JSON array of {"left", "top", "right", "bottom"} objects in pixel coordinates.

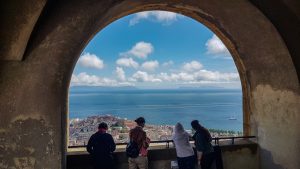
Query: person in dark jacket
[
  {"left": 87, "top": 122, "right": 116, "bottom": 169},
  {"left": 191, "top": 120, "right": 215, "bottom": 169}
]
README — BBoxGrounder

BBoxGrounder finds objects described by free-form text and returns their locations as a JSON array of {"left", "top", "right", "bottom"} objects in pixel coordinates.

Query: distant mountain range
[
  {"left": 70, "top": 85, "right": 241, "bottom": 91},
  {"left": 70, "top": 86, "right": 138, "bottom": 91}
]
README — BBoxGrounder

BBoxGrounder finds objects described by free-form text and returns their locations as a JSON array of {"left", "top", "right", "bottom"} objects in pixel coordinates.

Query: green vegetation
[{"left": 208, "top": 128, "right": 243, "bottom": 136}]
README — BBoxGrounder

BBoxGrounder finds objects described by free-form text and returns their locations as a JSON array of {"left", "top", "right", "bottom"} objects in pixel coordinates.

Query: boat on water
[
  {"left": 228, "top": 113, "right": 237, "bottom": 120},
  {"left": 228, "top": 116, "right": 237, "bottom": 120}
]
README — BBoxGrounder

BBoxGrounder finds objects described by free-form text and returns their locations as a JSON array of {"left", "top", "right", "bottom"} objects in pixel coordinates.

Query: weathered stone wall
[
  {"left": 0, "top": 1, "right": 299, "bottom": 169},
  {"left": 250, "top": 0, "right": 300, "bottom": 80},
  {"left": 67, "top": 148, "right": 176, "bottom": 169},
  {"left": 0, "top": 0, "right": 47, "bottom": 61},
  {"left": 0, "top": 60, "right": 65, "bottom": 168},
  {"left": 67, "top": 144, "right": 258, "bottom": 169},
  {"left": 221, "top": 144, "right": 259, "bottom": 169},
  {"left": 251, "top": 85, "right": 300, "bottom": 169}
]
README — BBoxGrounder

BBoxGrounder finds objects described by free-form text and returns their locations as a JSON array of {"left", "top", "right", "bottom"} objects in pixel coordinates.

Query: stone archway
[{"left": 0, "top": 1, "right": 299, "bottom": 169}]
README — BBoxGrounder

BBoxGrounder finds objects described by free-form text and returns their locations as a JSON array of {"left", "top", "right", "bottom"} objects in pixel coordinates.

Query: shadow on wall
[{"left": 260, "top": 149, "right": 284, "bottom": 169}]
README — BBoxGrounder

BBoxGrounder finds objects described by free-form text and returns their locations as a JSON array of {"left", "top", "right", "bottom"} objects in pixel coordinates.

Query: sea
[{"left": 69, "top": 87, "right": 243, "bottom": 132}]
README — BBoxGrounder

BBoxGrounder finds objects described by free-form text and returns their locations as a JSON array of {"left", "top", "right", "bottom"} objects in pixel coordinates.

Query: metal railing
[
  {"left": 212, "top": 136, "right": 256, "bottom": 145},
  {"left": 68, "top": 136, "right": 256, "bottom": 149}
]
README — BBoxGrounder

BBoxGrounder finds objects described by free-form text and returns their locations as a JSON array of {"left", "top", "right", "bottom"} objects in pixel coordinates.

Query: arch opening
[
  {"left": 1, "top": 1, "right": 300, "bottom": 169},
  {"left": 67, "top": 10, "right": 248, "bottom": 148}
]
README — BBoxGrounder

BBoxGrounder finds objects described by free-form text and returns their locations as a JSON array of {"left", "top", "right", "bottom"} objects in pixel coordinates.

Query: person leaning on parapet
[
  {"left": 87, "top": 122, "right": 116, "bottom": 169},
  {"left": 128, "top": 117, "right": 150, "bottom": 169},
  {"left": 172, "top": 122, "right": 196, "bottom": 169},
  {"left": 191, "top": 120, "right": 215, "bottom": 169}
]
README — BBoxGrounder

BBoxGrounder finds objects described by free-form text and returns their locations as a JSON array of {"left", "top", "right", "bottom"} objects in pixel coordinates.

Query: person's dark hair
[
  {"left": 191, "top": 120, "right": 212, "bottom": 142},
  {"left": 134, "top": 117, "right": 145, "bottom": 125},
  {"left": 98, "top": 122, "right": 108, "bottom": 130},
  {"left": 191, "top": 120, "right": 201, "bottom": 130}
]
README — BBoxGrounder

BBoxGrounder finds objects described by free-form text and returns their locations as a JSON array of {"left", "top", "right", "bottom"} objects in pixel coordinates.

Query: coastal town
[{"left": 69, "top": 115, "right": 242, "bottom": 146}]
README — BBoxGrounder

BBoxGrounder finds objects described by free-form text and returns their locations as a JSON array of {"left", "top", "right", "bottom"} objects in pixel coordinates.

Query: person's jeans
[
  {"left": 177, "top": 155, "right": 196, "bottom": 169},
  {"left": 128, "top": 156, "right": 148, "bottom": 169}
]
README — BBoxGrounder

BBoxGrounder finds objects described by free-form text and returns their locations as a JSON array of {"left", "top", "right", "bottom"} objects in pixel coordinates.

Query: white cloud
[
  {"left": 115, "top": 67, "right": 126, "bottom": 81},
  {"left": 73, "top": 58, "right": 239, "bottom": 88},
  {"left": 141, "top": 60, "right": 159, "bottom": 71},
  {"left": 182, "top": 61, "right": 203, "bottom": 72},
  {"left": 71, "top": 72, "right": 134, "bottom": 87},
  {"left": 205, "top": 35, "right": 230, "bottom": 56},
  {"left": 131, "top": 71, "right": 162, "bottom": 82},
  {"left": 116, "top": 58, "right": 139, "bottom": 69},
  {"left": 157, "top": 72, "right": 193, "bottom": 82},
  {"left": 178, "top": 72, "right": 195, "bottom": 81},
  {"left": 78, "top": 53, "right": 104, "bottom": 69},
  {"left": 131, "top": 69, "right": 234, "bottom": 84},
  {"left": 162, "top": 60, "right": 174, "bottom": 67},
  {"left": 157, "top": 70, "right": 239, "bottom": 83},
  {"left": 129, "top": 11, "right": 180, "bottom": 26},
  {"left": 71, "top": 72, "right": 114, "bottom": 86},
  {"left": 120, "top": 41, "right": 154, "bottom": 59},
  {"left": 193, "top": 70, "right": 239, "bottom": 81}
]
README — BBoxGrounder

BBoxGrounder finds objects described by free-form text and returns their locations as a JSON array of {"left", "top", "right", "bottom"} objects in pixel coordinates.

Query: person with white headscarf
[{"left": 172, "top": 122, "right": 196, "bottom": 169}]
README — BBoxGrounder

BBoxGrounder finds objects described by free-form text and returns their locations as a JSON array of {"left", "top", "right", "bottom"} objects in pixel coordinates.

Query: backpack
[{"left": 126, "top": 141, "right": 139, "bottom": 158}]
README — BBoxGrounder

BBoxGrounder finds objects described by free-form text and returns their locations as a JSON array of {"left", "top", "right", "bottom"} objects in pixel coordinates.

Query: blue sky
[{"left": 71, "top": 11, "right": 241, "bottom": 89}]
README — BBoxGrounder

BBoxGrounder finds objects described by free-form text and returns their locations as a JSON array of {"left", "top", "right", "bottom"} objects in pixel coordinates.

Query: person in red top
[{"left": 128, "top": 117, "right": 150, "bottom": 169}]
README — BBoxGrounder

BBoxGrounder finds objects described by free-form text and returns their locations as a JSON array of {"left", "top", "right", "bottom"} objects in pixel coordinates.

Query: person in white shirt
[{"left": 172, "top": 122, "right": 196, "bottom": 169}]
